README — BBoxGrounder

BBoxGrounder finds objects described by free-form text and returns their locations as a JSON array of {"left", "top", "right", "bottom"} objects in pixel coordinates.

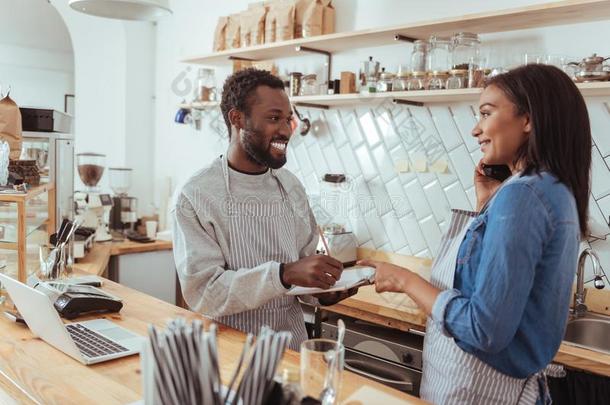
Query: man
[{"left": 172, "top": 68, "right": 354, "bottom": 349}]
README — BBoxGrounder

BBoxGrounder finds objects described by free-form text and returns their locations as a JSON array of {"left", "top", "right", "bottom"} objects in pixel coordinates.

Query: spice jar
[
  {"left": 427, "top": 36, "right": 452, "bottom": 73},
  {"left": 452, "top": 32, "right": 481, "bottom": 70},
  {"left": 407, "top": 71, "right": 427, "bottom": 91},
  {"left": 289, "top": 72, "right": 303, "bottom": 97},
  {"left": 300, "top": 74, "right": 318, "bottom": 96},
  {"left": 195, "top": 68, "right": 217, "bottom": 101},
  {"left": 428, "top": 71, "right": 448, "bottom": 90},
  {"left": 393, "top": 71, "right": 411, "bottom": 91},
  {"left": 411, "top": 40, "right": 428, "bottom": 72},
  {"left": 377, "top": 68, "right": 395, "bottom": 92},
  {"left": 446, "top": 69, "right": 468, "bottom": 89},
  {"left": 468, "top": 67, "right": 491, "bottom": 88},
  {"left": 359, "top": 56, "right": 380, "bottom": 93}
]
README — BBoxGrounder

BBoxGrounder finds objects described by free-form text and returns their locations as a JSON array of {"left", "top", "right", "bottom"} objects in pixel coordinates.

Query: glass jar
[
  {"left": 407, "top": 71, "right": 427, "bottom": 91},
  {"left": 195, "top": 68, "right": 217, "bottom": 102},
  {"left": 300, "top": 74, "right": 318, "bottom": 96},
  {"left": 377, "top": 68, "right": 395, "bottom": 92},
  {"left": 289, "top": 72, "right": 303, "bottom": 96},
  {"left": 446, "top": 69, "right": 468, "bottom": 89},
  {"left": 452, "top": 32, "right": 480, "bottom": 70},
  {"left": 410, "top": 40, "right": 428, "bottom": 73},
  {"left": 428, "top": 71, "right": 448, "bottom": 90},
  {"left": 393, "top": 72, "right": 410, "bottom": 91},
  {"left": 427, "top": 36, "right": 452, "bottom": 73}
]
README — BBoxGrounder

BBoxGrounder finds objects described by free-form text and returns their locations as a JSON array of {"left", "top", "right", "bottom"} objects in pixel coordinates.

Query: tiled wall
[{"left": 283, "top": 97, "right": 610, "bottom": 287}]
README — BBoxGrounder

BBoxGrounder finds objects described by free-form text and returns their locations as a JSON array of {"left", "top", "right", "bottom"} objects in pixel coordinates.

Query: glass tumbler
[{"left": 300, "top": 339, "right": 344, "bottom": 403}]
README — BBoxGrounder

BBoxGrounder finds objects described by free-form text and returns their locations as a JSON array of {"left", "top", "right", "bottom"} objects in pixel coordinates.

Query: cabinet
[{"left": 0, "top": 184, "right": 55, "bottom": 284}]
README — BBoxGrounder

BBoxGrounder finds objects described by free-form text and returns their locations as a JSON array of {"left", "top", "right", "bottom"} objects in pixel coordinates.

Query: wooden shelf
[
  {"left": 181, "top": 81, "right": 610, "bottom": 110},
  {"left": 0, "top": 183, "right": 54, "bottom": 203},
  {"left": 182, "top": 0, "right": 610, "bottom": 65}
]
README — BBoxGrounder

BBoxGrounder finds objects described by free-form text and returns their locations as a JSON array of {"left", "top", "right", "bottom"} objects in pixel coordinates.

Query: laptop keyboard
[{"left": 66, "top": 324, "right": 128, "bottom": 358}]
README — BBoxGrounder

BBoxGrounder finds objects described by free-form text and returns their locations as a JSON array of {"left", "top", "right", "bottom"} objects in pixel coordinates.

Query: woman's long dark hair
[{"left": 486, "top": 64, "right": 591, "bottom": 237}]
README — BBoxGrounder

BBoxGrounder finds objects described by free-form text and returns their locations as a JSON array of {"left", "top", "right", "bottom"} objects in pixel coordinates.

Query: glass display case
[{"left": 0, "top": 183, "right": 55, "bottom": 305}]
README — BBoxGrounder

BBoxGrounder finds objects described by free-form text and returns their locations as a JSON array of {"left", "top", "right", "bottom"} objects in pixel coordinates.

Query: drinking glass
[{"left": 300, "top": 339, "right": 344, "bottom": 402}]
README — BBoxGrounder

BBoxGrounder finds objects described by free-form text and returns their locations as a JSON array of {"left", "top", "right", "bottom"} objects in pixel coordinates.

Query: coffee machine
[
  {"left": 73, "top": 153, "right": 113, "bottom": 242},
  {"left": 109, "top": 167, "right": 137, "bottom": 233}
]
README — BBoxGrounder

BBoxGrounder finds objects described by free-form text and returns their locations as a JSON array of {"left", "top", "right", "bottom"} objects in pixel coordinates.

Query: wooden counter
[{"left": 0, "top": 275, "right": 427, "bottom": 405}]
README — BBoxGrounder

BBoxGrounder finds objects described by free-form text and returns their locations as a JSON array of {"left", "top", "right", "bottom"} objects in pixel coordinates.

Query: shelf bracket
[
  {"left": 295, "top": 45, "right": 332, "bottom": 88},
  {"left": 393, "top": 98, "right": 424, "bottom": 107},
  {"left": 394, "top": 34, "right": 418, "bottom": 43},
  {"left": 294, "top": 102, "right": 330, "bottom": 110},
  {"left": 228, "top": 55, "right": 258, "bottom": 62}
]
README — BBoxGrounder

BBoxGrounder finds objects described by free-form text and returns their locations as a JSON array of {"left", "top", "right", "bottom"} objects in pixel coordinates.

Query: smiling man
[{"left": 172, "top": 68, "right": 352, "bottom": 348}]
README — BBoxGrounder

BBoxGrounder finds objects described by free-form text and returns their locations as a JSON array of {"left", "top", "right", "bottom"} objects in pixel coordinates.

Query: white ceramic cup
[{"left": 145, "top": 221, "right": 157, "bottom": 239}]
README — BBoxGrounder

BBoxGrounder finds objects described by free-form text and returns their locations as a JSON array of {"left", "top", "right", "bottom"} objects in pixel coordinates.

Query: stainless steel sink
[{"left": 563, "top": 313, "right": 610, "bottom": 354}]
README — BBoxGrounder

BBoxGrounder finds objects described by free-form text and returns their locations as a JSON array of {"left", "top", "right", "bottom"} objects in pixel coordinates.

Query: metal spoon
[
  {"left": 292, "top": 105, "right": 311, "bottom": 136},
  {"left": 320, "top": 319, "right": 345, "bottom": 405}
]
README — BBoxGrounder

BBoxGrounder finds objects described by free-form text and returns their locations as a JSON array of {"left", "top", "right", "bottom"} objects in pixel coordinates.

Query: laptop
[{"left": 0, "top": 273, "right": 145, "bottom": 365}]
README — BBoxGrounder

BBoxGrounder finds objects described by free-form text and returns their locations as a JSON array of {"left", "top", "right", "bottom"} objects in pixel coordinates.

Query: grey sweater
[{"left": 171, "top": 157, "right": 318, "bottom": 318}]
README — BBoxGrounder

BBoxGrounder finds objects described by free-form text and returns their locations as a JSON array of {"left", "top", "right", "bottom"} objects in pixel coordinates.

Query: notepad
[{"left": 286, "top": 266, "right": 376, "bottom": 296}]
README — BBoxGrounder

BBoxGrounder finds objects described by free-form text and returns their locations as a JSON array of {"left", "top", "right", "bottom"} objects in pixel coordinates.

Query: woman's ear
[{"left": 523, "top": 113, "right": 532, "bottom": 135}]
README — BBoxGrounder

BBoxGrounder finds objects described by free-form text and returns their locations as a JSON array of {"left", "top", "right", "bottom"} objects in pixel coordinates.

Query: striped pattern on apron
[
  {"left": 214, "top": 155, "right": 308, "bottom": 351},
  {"left": 420, "top": 209, "right": 545, "bottom": 405}
]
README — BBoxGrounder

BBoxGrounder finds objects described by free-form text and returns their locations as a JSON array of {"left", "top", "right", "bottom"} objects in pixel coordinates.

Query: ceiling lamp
[{"left": 69, "top": 0, "right": 172, "bottom": 21}]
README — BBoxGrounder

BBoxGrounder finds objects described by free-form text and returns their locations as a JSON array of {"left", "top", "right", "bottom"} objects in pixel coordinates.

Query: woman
[{"left": 360, "top": 64, "right": 590, "bottom": 404}]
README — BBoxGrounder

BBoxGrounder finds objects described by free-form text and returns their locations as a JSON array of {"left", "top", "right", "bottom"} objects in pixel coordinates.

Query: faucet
[{"left": 574, "top": 248, "right": 605, "bottom": 318}]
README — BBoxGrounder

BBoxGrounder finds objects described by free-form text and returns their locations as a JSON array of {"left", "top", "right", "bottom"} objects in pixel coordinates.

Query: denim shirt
[{"left": 430, "top": 171, "right": 580, "bottom": 379}]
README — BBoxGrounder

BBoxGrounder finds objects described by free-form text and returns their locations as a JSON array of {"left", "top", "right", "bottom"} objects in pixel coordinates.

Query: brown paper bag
[
  {"left": 321, "top": 0, "right": 335, "bottom": 35},
  {"left": 240, "top": 7, "right": 267, "bottom": 47},
  {"left": 275, "top": 1, "right": 296, "bottom": 41},
  {"left": 226, "top": 13, "right": 241, "bottom": 49},
  {"left": 213, "top": 16, "right": 228, "bottom": 51},
  {"left": 0, "top": 94, "right": 22, "bottom": 160},
  {"left": 302, "top": 0, "right": 323, "bottom": 37},
  {"left": 294, "top": 0, "right": 314, "bottom": 39},
  {"left": 264, "top": 0, "right": 283, "bottom": 43}
]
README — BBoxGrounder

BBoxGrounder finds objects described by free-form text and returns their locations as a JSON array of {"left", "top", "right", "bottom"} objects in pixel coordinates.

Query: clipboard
[{"left": 286, "top": 266, "right": 376, "bottom": 296}]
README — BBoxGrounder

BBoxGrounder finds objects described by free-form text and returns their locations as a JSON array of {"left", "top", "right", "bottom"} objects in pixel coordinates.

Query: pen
[{"left": 317, "top": 226, "right": 332, "bottom": 257}]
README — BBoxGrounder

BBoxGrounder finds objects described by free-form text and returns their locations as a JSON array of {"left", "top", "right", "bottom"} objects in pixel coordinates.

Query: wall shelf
[{"left": 181, "top": 0, "right": 610, "bottom": 65}]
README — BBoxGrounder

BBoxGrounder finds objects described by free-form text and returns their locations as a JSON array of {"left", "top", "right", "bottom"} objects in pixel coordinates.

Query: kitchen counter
[
  {"left": 324, "top": 248, "right": 610, "bottom": 378},
  {"left": 0, "top": 273, "right": 428, "bottom": 404}
]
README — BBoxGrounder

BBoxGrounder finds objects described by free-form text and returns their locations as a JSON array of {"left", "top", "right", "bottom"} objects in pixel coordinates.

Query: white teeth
[{"left": 271, "top": 142, "right": 287, "bottom": 151}]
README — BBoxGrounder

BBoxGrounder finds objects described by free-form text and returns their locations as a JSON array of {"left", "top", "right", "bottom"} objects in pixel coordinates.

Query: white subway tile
[
  {"left": 303, "top": 171, "right": 321, "bottom": 195},
  {"left": 397, "top": 245, "right": 413, "bottom": 256},
  {"left": 328, "top": 110, "right": 348, "bottom": 148},
  {"left": 437, "top": 155, "right": 459, "bottom": 188},
  {"left": 361, "top": 240, "right": 376, "bottom": 249},
  {"left": 379, "top": 243, "right": 393, "bottom": 252},
  {"left": 310, "top": 111, "right": 332, "bottom": 146},
  {"left": 359, "top": 110, "right": 382, "bottom": 148},
  {"left": 338, "top": 143, "right": 362, "bottom": 178},
  {"left": 368, "top": 176, "right": 393, "bottom": 216},
  {"left": 307, "top": 143, "right": 329, "bottom": 179},
  {"left": 465, "top": 186, "right": 477, "bottom": 210},
  {"left": 355, "top": 144, "right": 378, "bottom": 181},
  {"left": 399, "top": 212, "right": 428, "bottom": 254},
  {"left": 385, "top": 177, "right": 412, "bottom": 217},
  {"left": 347, "top": 207, "right": 372, "bottom": 246},
  {"left": 419, "top": 215, "right": 443, "bottom": 256},
  {"left": 376, "top": 109, "right": 401, "bottom": 150},
  {"left": 587, "top": 101, "right": 610, "bottom": 157},
  {"left": 404, "top": 179, "right": 433, "bottom": 220},
  {"left": 450, "top": 104, "right": 479, "bottom": 152},
  {"left": 444, "top": 181, "right": 472, "bottom": 211},
  {"left": 321, "top": 143, "right": 345, "bottom": 174},
  {"left": 381, "top": 211, "right": 408, "bottom": 251},
  {"left": 588, "top": 239, "right": 610, "bottom": 286},
  {"left": 449, "top": 145, "right": 476, "bottom": 189},
  {"left": 596, "top": 194, "right": 610, "bottom": 225},
  {"left": 591, "top": 146, "right": 610, "bottom": 199},
  {"left": 470, "top": 148, "right": 484, "bottom": 166},
  {"left": 353, "top": 177, "right": 375, "bottom": 215},
  {"left": 428, "top": 106, "right": 463, "bottom": 151},
  {"left": 415, "top": 249, "right": 432, "bottom": 259},
  {"left": 363, "top": 211, "right": 390, "bottom": 248},
  {"left": 423, "top": 180, "right": 451, "bottom": 223},
  {"left": 294, "top": 142, "right": 314, "bottom": 176},
  {"left": 589, "top": 197, "right": 608, "bottom": 230},
  {"left": 341, "top": 110, "right": 365, "bottom": 147},
  {"left": 371, "top": 144, "right": 396, "bottom": 183}
]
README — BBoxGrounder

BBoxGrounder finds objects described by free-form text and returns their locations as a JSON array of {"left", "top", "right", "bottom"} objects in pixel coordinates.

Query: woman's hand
[
  {"left": 474, "top": 161, "right": 502, "bottom": 211},
  {"left": 357, "top": 259, "right": 412, "bottom": 294}
]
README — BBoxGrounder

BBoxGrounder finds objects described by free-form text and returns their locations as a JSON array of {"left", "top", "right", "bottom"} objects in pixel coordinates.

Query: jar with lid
[
  {"left": 377, "top": 68, "right": 395, "bottom": 92},
  {"left": 446, "top": 69, "right": 468, "bottom": 89},
  {"left": 300, "top": 74, "right": 318, "bottom": 96},
  {"left": 427, "top": 36, "right": 452, "bottom": 73},
  {"left": 393, "top": 71, "right": 411, "bottom": 91},
  {"left": 428, "top": 71, "right": 448, "bottom": 90},
  {"left": 359, "top": 56, "right": 380, "bottom": 93},
  {"left": 452, "top": 32, "right": 480, "bottom": 70},
  {"left": 195, "top": 68, "right": 217, "bottom": 101},
  {"left": 407, "top": 71, "right": 427, "bottom": 91},
  {"left": 410, "top": 40, "right": 428, "bottom": 72},
  {"left": 289, "top": 72, "right": 303, "bottom": 97}
]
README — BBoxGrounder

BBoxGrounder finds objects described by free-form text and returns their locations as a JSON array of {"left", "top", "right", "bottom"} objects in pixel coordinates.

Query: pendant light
[{"left": 69, "top": 0, "right": 172, "bottom": 21}]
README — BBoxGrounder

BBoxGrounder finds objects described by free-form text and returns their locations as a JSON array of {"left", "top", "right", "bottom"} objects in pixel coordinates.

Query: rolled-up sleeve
[
  {"left": 430, "top": 288, "right": 461, "bottom": 337},
  {"left": 172, "top": 193, "right": 288, "bottom": 317}
]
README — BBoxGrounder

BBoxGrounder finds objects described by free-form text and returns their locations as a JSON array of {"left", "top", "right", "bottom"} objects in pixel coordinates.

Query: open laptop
[{"left": 0, "top": 273, "right": 144, "bottom": 365}]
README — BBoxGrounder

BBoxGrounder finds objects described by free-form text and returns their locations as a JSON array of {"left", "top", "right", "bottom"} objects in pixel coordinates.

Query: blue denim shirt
[{"left": 431, "top": 171, "right": 580, "bottom": 379}]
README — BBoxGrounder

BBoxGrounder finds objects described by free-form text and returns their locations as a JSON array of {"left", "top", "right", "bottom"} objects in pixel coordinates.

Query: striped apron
[
  {"left": 215, "top": 155, "right": 308, "bottom": 351},
  {"left": 420, "top": 208, "right": 549, "bottom": 405}
]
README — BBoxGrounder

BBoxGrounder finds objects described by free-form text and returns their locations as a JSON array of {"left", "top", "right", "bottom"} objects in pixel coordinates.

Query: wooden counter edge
[{"left": 109, "top": 239, "right": 173, "bottom": 256}]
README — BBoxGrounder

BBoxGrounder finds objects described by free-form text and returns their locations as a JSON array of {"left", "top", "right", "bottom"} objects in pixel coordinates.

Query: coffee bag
[
  {"left": 302, "top": 0, "right": 323, "bottom": 38},
  {"left": 321, "top": 0, "right": 335, "bottom": 35},
  {"left": 240, "top": 7, "right": 267, "bottom": 47},
  {"left": 0, "top": 94, "right": 22, "bottom": 160},
  {"left": 226, "top": 13, "right": 241, "bottom": 49},
  {"left": 213, "top": 16, "right": 228, "bottom": 51}
]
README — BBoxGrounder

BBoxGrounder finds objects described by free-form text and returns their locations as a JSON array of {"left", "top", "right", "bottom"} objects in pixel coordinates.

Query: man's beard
[{"left": 241, "top": 122, "right": 287, "bottom": 169}]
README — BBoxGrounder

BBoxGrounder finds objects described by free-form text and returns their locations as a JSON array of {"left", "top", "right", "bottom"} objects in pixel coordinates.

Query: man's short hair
[{"left": 220, "top": 68, "right": 285, "bottom": 138}]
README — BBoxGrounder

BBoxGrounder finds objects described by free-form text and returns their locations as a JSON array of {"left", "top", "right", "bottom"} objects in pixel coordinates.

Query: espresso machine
[
  {"left": 109, "top": 167, "right": 137, "bottom": 233},
  {"left": 73, "top": 153, "right": 113, "bottom": 242}
]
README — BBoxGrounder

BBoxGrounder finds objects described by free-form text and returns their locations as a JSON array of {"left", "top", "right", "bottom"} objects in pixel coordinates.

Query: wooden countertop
[
  {"left": 0, "top": 275, "right": 427, "bottom": 404},
  {"left": 324, "top": 248, "right": 610, "bottom": 378}
]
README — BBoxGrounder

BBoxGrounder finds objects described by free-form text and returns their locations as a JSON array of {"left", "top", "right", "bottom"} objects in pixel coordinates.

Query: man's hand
[
  {"left": 314, "top": 288, "right": 358, "bottom": 306},
  {"left": 281, "top": 255, "right": 343, "bottom": 289}
]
